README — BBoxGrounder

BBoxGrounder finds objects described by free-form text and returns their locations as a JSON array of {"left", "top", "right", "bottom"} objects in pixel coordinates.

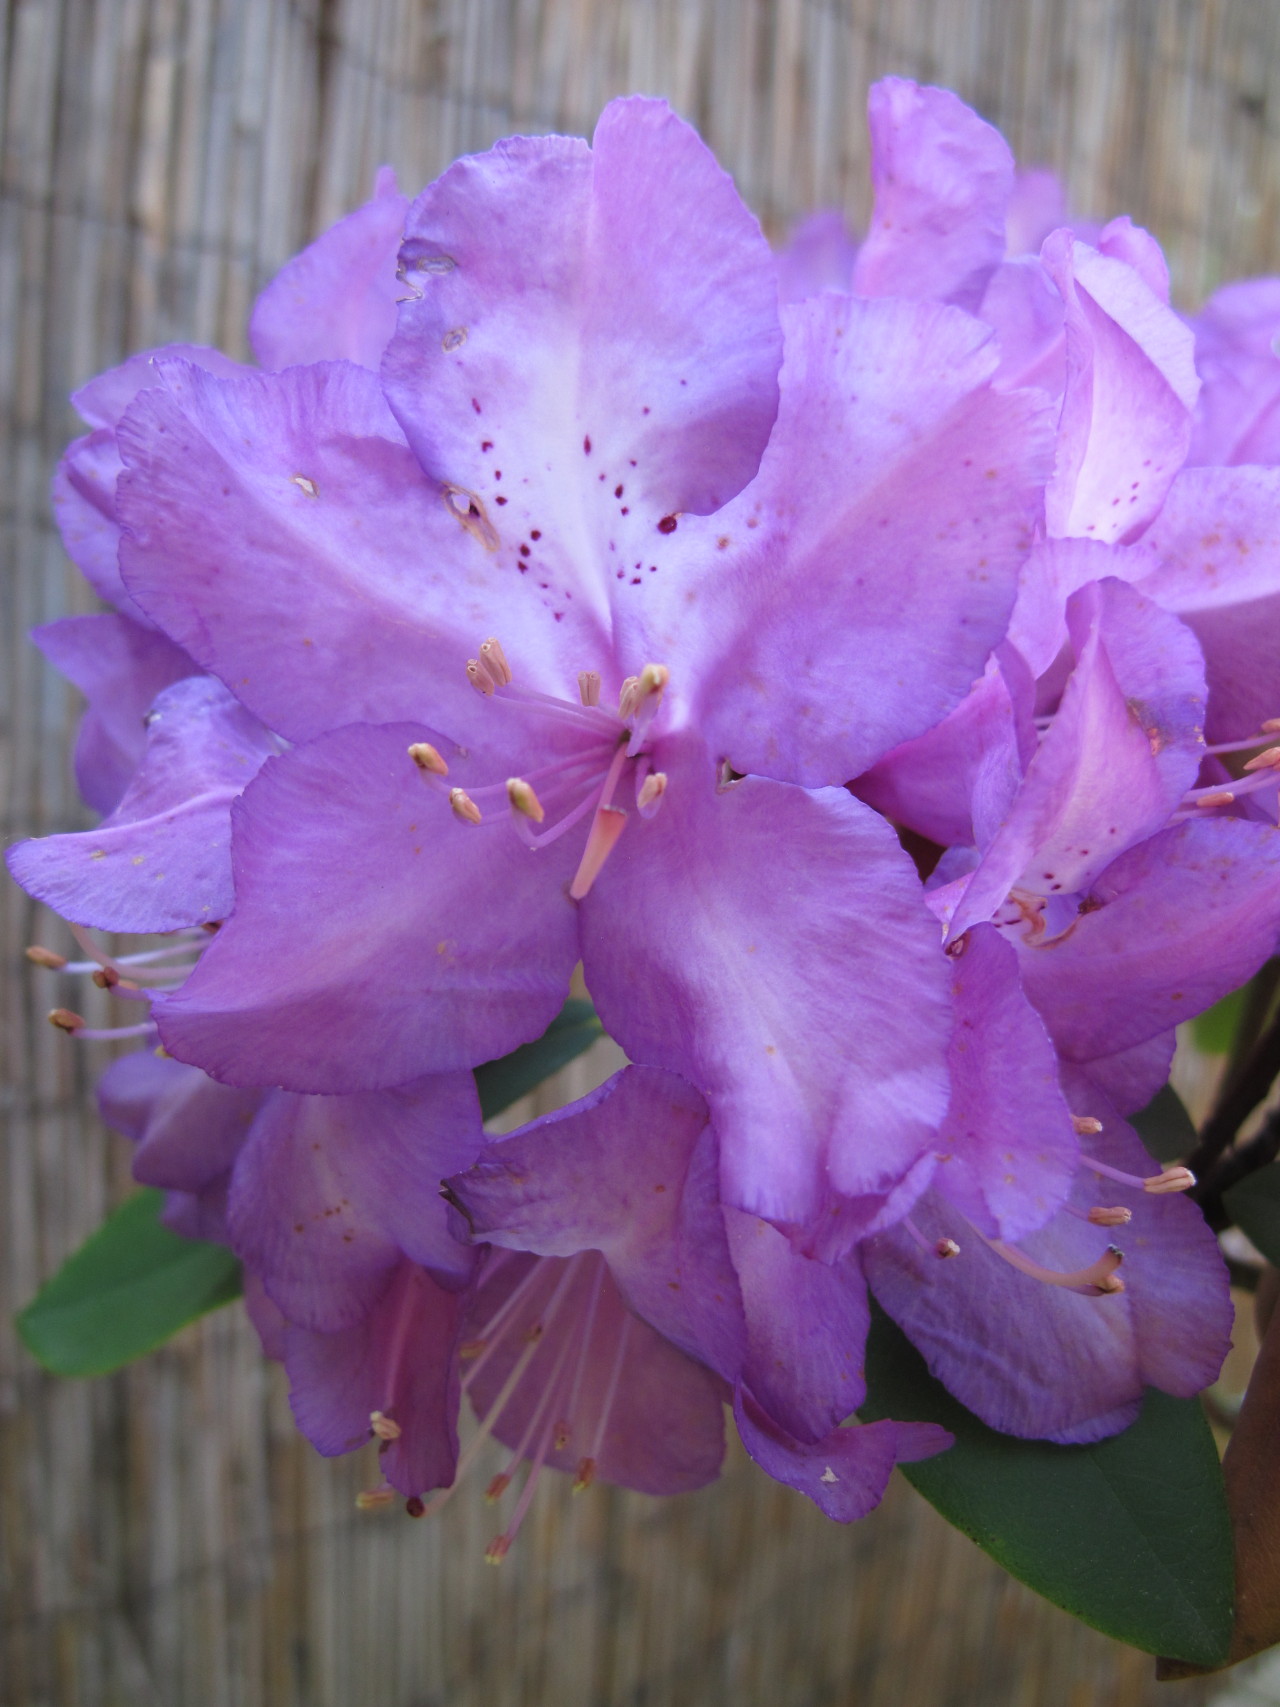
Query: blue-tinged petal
[
  {"left": 98, "top": 1048, "right": 261, "bottom": 1194},
  {"left": 155, "top": 721, "right": 580, "bottom": 1090}
]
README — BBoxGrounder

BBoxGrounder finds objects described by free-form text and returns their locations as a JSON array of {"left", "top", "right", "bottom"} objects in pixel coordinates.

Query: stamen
[
  {"left": 1196, "top": 790, "right": 1237, "bottom": 809},
  {"left": 408, "top": 741, "right": 449, "bottom": 776},
  {"left": 568, "top": 807, "right": 626, "bottom": 900},
  {"left": 1065, "top": 1202, "right": 1133, "bottom": 1227},
  {"left": 636, "top": 771, "right": 668, "bottom": 815},
  {"left": 485, "top": 1306, "right": 579, "bottom": 1503},
  {"left": 936, "top": 1238, "right": 961, "bottom": 1259},
  {"left": 986, "top": 1237, "right": 1125, "bottom": 1296},
  {"left": 506, "top": 778, "right": 545, "bottom": 823},
  {"left": 512, "top": 775, "right": 609, "bottom": 850},
  {"left": 450, "top": 787, "right": 483, "bottom": 825},
  {"left": 1072, "top": 1116, "right": 1103, "bottom": 1135},
  {"left": 1243, "top": 746, "right": 1280, "bottom": 772},
  {"left": 1080, "top": 1155, "right": 1196, "bottom": 1194},
  {"left": 466, "top": 659, "right": 496, "bottom": 696},
  {"left": 558, "top": 1256, "right": 607, "bottom": 1453},
  {"left": 25, "top": 946, "right": 67, "bottom": 969},
  {"left": 578, "top": 671, "right": 601, "bottom": 707},
  {"left": 460, "top": 1257, "right": 558, "bottom": 1391},
  {"left": 52, "top": 1018, "right": 159, "bottom": 1042},
  {"left": 48, "top": 1007, "right": 84, "bottom": 1033},
  {"left": 574, "top": 1312, "right": 632, "bottom": 1494},
  {"left": 624, "top": 663, "right": 670, "bottom": 752},
  {"left": 480, "top": 637, "right": 513, "bottom": 686},
  {"left": 369, "top": 1411, "right": 401, "bottom": 1441},
  {"left": 355, "top": 1485, "right": 396, "bottom": 1510}
]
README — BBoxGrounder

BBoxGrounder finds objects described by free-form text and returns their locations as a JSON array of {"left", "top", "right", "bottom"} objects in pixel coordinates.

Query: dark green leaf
[
  {"left": 474, "top": 999, "right": 604, "bottom": 1121},
  {"left": 17, "top": 1189, "right": 243, "bottom": 1377},
  {"left": 1225, "top": 1163, "right": 1280, "bottom": 1268},
  {"left": 1193, "top": 986, "right": 1249, "bottom": 1056},
  {"left": 1130, "top": 1082, "right": 1197, "bottom": 1164},
  {"left": 859, "top": 1305, "right": 1233, "bottom": 1664}
]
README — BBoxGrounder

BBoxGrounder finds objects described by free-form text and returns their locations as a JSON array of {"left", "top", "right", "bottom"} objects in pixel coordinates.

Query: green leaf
[
  {"left": 1225, "top": 1163, "right": 1280, "bottom": 1267},
  {"left": 859, "top": 1305, "right": 1233, "bottom": 1664},
  {"left": 474, "top": 999, "right": 605, "bottom": 1121},
  {"left": 1130, "top": 1082, "right": 1197, "bottom": 1164},
  {"left": 1193, "top": 985, "right": 1249, "bottom": 1055},
  {"left": 17, "top": 1189, "right": 243, "bottom": 1377}
]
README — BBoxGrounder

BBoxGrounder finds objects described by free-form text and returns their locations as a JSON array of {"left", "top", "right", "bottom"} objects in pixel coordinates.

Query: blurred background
[{"left": 4, "top": 1, "right": 1280, "bottom": 1702}]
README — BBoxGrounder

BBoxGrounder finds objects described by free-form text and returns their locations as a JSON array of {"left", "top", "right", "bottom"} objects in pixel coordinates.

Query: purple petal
[
  {"left": 1006, "top": 535, "right": 1119, "bottom": 679},
  {"left": 33, "top": 613, "right": 197, "bottom": 814},
  {"left": 463, "top": 1251, "right": 725, "bottom": 1496},
  {"left": 978, "top": 257, "right": 1068, "bottom": 393},
  {"left": 1189, "top": 277, "right": 1280, "bottom": 467},
  {"left": 382, "top": 98, "right": 782, "bottom": 630},
  {"left": 155, "top": 721, "right": 580, "bottom": 1090},
  {"left": 580, "top": 740, "right": 952, "bottom": 1257},
  {"left": 227, "top": 1074, "right": 480, "bottom": 1331},
  {"left": 776, "top": 209, "right": 858, "bottom": 303},
  {"left": 8, "top": 677, "right": 278, "bottom": 933},
  {"left": 676, "top": 293, "right": 1053, "bottom": 786},
  {"left": 97, "top": 1048, "right": 261, "bottom": 1193},
  {"left": 1042, "top": 233, "right": 1199, "bottom": 544},
  {"left": 243, "top": 1271, "right": 288, "bottom": 1361},
  {"left": 933, "top": 924, "right": 1079, "bottom": 1241},
  {"left": 1097, "top": 217, "right": 1170, "bottom": 302},
  {"left": 1005, "top": 169, "right": 1069, "bottom": 256},
  {"left": 1079, "top": 1030, "right": 1177, "bottom": 1116},
  {"left": 953, "top": 579, "right": 1206, "bottom": 936},
  {"left": 285, "top": 1259, "right": 464, "bottom": 1496},
  {"left": 448, "top": 1066, "right": 744, "bottom": 1378},
  {"left": 1017, "top": 816, "right": 1280, "bottom": 1063},
  {"left": 249, "top": 168, "right": 409, "bottom": 371},
  {"left": 734, "top": 1389, "right": 950, "bottom": 1522},
  {"left": 852, "top": 78, "right": 1014, "bottom": 312},
  {"left": 1121, "top": 464, "right": 1280, "bottom": 741}
]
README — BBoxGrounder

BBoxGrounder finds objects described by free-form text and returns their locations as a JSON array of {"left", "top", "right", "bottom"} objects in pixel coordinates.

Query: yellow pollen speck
[
  {"left": 132, "top": 855, "right": 145, "bottom": 865},
  {"left": 90, "top": 850, "right": 106, "bottom": 860}
]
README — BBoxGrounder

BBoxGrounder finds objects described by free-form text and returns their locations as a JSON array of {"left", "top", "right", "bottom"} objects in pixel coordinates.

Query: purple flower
[{"left": 96, "top": 96, "right": 1051, "bottom": 1255}]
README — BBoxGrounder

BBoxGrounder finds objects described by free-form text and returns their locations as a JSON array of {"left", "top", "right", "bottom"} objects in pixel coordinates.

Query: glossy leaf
[
  {"left": 1131, "top": 1082, "right": 1197, "bottom": 1164},
  {"left": 474, "top": 999, "right": 604, "bottom": 1120},
  {"left": 17, "top": 1188, "right": 243, "bottom": 1377},
  {"left": 859, "top": 1304, "right": 1233, "bottom": 1665},
  {"left": 1225, "top": 1164, "right": 1280, "bottom": 1268}
]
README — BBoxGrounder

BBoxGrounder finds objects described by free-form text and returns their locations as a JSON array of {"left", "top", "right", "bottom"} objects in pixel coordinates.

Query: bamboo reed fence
[{"left": 3, "top": 1, "right": 1279, "bottom": 1701}]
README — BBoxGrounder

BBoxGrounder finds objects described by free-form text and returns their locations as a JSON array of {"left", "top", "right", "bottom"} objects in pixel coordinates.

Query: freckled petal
[
  {"left": 953, "top": 580, "right": 1206, "bottom": 936},
  {"left": 1042, "top": 233, "right": 1199, "bottom": 544},
  {"left": 852, "top": 78, "right": 1014, "bottom": 312},
  {"left": 228, "top": 1075, "right": 480, "bottom": 1332},
  {"left": 580, "top": 742, "right": 951, "bottom": 1258},
  {"left": 464, "top": 1252, "right": 725, "bottom": 1496},
  {"left": 284, "top": 1259, "right": 464, "bottom": 1496},
  {"left": 1017, "top": 817, "right": 1280, "bottom": 1064},
  {"left": 32, "top": 613, "right": 198, "bottom": 814},
  {"left": 249, "top": 168, "right": 409, "bottom": 370},
  {"left": 734, "top": 1389, "right": 950, "bottom": 1522},
  {"left": 933, "top": 925, "right": 1079, "bottom": 1241},
  {"left": 382, "top": 98, "right": 782, "bottom": 641},
  {"left": 116, "top": 359, "right": 586, "bottom": 746},
  {"left": 666, "top": 294, "right": 1053, "bottom": 787},
  {"left": 448, "top": 1066, "right": 744, "bottom": 1378},
  {"left": 97, "top": 1048, "right": 261, "bottom": 1194},
  {"left": 154, "top": 722, "right": 580, "bottom": 1091},
  {"left": 7, "top": 677, "right": 278, "bottom": 933},
  {"left": 1121, "top": 464, "right": 1280, "bottom": 740}
]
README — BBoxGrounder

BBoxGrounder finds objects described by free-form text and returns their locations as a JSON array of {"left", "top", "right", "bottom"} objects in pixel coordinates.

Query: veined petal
[
  {"left": 154, "top": 722, "right": 580, "bottom": 1090},
  {"left": 579, "top": 739, "right": 951, "bottom": 1257},
  {"left": 249, "top": 167, "right": 409, "bottom": 371}
]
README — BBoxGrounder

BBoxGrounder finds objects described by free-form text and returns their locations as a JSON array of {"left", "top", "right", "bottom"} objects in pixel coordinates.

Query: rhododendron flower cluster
[{"left": 15, "top": 77, "right": 1280, "bottom": 1559}]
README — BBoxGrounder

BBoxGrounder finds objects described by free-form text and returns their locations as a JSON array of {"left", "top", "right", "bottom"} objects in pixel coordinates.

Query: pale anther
[
  {"left": 48, "top": 1007, "right": 84, "bottom": 1033},
  {"left": 572, "top": 1458, "right": 596, "bottom": 1493},
  {"left": 355, "top": 1487, "right": 396, "bottom": 1510},
  {"left": 1196, "top": 790, "right": 1235, "bottom": 809},
  {"left": 1088, "top": 1205, "right": 1132, "bottom": 1227},
  {"left": 369, "top": 1410, "right": 401, "bottom": 1441},
  {"left": 466, "top": 658, "right": 495, "bottom": 696},
  {"left": 449, "top": 788, "right": 483, "bottom": 825},
  {"left": 1263, "top": 718, "right": 1280, "bottom": 733},
  {"left": 1072, "top": 1116, "right": 1103, "bottom": 1135},
  {"left": 484, "top": 1535, "right": 512, "bottom": 1565},
  {"left": 578, "top": 671, "right": 601, "bottom": 707},
  {"left": 480, "top": 637, "right": 513, "bottom": 685},
  {"left": 409, "top": 741, "right": 449, "bottom": 776},
  {"left": 935, "top": 1238, "right": 960, "bottom": 1259},
  {"left": 1143, "top": 1165, "right": 1195, "bottom": 1194},
  {"left": 1244, "top": 745, "right": 1280, "bottom": 772},
  {"left": 506, "top": 777, "right": 545, "bottom": 822},
  {"left": 636, "top": 771, "right": 668, "bottom": 811},
  {"left": 26, "top": 945, "right": 67, "bottom": 969}
]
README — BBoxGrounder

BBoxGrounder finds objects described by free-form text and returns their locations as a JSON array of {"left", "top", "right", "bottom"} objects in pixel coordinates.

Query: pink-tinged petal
[
  {"left": 978, "top": 257, "right": 1067, "bottom": 393},
  {"left": 116, "top": 358, "right": 569, "bottom": 747},
  {"left": 776, "top": 209, "right": 858, "bottom": 303},
  {"left": 285, "top": 1259, "right": 464, "bottom": 1496},
  {"left": 668, "top": 294, "right": 1052, "bottom": 787},
  {"left": 724, "top": 1208, "right": 869, "bottom": 1441},
  {"left": 734, "top": 1390, "right": 950, "bottom": 1522},
  {"left": 1042, "top": 233, "right": 1199, "bottom": 544},
  {"left": 464, "top": 1251, "right": 726, "bottom": 1496},
  {"left": 228, "top": 1075, "right": 480, "bottom": 1332},
  {"left": 1097, "top": 216, "right": 1171, "bottom": 302},
  {"left": 953, "top": 580, "right": 1206, "bottom": 937},
  {"left": 382, "top": 97, "right": 781, "bottom": 644},
  {"left": 7, "top": 677, "right": 278, "bottom": 933},
  {"left": 853, "top": 656, "right": 1024, "bottom": 849},
  {"left": 1189, "top": 277, "right": 1280, "bottom": 467},
  {"left": 580, "top": 739, "right": 951, "bottom": 1257},
  {"left": 448, "top": 1067, "right": 745, "bottom": 1378},
  {"left": 852, "top": 78, "right": 1014, "bottom": 312},
  {"left": 32, "top": 613, "right": 197, "bottom": 814},
  {"left": 97, "top": 1048, "right": 262, "bottom": 1194},
  {"left": 1018, "top": 817, "right": 1280, "bottom": 1064},
  {"left": 155, "top": 722, "right": 580, "bottom": 1090},
  {"left": 249, "top": 167, "right": 409, "bottom": 371},
  {"left": 933, "top": 925, "right": 1078, "bottom": 1241},
  {"left": 1120, "top": 464, "right": 1280, "bottom": 740},
  {"left": 1005, "top": 169, "right": 1069, "bottom": 256}
]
